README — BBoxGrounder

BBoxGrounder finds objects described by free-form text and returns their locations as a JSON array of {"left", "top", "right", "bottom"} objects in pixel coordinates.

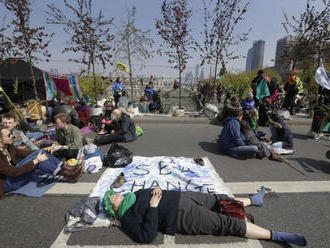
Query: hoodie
[{"left": 217, "top": 117, "right": 246, "bottom": 153}]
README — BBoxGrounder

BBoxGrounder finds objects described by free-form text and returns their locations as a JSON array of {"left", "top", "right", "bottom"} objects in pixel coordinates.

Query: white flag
[{"left": 315, "top": 59, "right": 330, "bottom": 90}]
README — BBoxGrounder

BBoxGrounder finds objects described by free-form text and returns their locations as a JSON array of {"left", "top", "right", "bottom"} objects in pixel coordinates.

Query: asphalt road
[{"left": 1, "top": 121, "right": 329, "bottom": 248}]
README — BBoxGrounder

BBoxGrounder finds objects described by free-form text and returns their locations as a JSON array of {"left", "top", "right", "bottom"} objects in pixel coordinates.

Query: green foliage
[
  {"left": 221, "top": 69, "right": 282, "bottom": 99},
  {"left": 78, "top": 74, "right": 108, "bottom": 102}
]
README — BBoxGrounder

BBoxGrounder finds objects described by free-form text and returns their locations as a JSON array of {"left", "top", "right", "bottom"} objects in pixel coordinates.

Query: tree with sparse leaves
[
  {"left": 1, "top": 0, "right": 54, "bottom": 99},
  {"left": 115, "top": 6, "right": 154, "bottom": 100},
  {"left": 282, "top": 0, "right": 330, "bottom": 69},
  {"left": 198, "top": 0, "right": 250, "bottom": 85},
  {"left": 0, "top": 16, "right": 13, "bottom": 86},
  {"left": 155, "top": 0, "right": 195, "bottom": 109},
  {"left": 47, "top": 0, "right": 114, "bottom": 99}
]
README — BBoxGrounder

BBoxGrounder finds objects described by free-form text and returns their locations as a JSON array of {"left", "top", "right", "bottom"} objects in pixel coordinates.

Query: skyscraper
[
  {"left": 245, "top": 47, "right": 254, "bottom": 72},
  {"left": 275, "top": 35, "right": 296, "bottom": 75},
  {"left": 245, "top": 40, "right": 265, "bottom": 72}
]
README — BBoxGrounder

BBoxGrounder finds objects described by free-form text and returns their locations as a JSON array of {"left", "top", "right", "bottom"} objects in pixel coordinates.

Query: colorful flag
[
  {"left": 256, "top": 78, "right": 270, "bottom": 100},
  {"left": 115, "top": 62, "right": 130, "bottom": 74}
]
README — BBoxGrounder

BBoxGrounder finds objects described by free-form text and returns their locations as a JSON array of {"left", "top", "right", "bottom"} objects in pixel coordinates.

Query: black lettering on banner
[
  {"left": 159, "top": 161, "right": 172, "bottom": 175},
  {"left": 194, "top": 184, "right": 213, "bottom": 192},
  {"left": 133, "top": 164, "right": 150, "bottom": 176},
  {"left": 167, "top": 181, "right": 181, "bottom": 191},
  {"left": 131, "top": 180, "right": 145, "bottom": 192},
  {"left": 207, "top": 187, "right": 216, "bottom": 194},
  {"left": 185, "top": 179, "right": 193, "bottom": 191},
  {"left": 150, "top": 180, "right": 160, "bottom": 188}
]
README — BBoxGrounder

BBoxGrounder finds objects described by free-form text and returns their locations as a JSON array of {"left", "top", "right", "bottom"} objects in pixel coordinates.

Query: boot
[{"left": 113, "top": 172, "right": 125, "bottom": 188}]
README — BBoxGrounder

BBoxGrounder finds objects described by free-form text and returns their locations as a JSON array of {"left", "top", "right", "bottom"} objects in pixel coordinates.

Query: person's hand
[
  {"left": 150, "top": 194, "right": 162, "bottom": 208},
  {"left": 43, "top": 146, "right": 53, "bottom": 153},
  {"left": 152, "top": 187, "right": 162, "bottom": 197},
  {"left": 111, "top": 130, "right": 115, "bottom": 134},
  {"left": 36, "top": 152, "right": 48, "bottom": 162}
]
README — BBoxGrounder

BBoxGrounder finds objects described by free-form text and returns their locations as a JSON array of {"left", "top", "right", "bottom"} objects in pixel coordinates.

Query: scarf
[{"left": 103, "top": 190, "right": 136, "bottom": 219}]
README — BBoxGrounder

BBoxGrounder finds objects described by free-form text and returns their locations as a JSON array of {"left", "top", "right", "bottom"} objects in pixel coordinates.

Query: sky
[{"left": 0, "top": 0, "right": 327, "bottom": 79}]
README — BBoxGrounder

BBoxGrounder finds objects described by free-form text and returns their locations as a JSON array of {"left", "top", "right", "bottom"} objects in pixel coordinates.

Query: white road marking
[{"left": 46, "top": 180, "right": 330, "bottom": 196}]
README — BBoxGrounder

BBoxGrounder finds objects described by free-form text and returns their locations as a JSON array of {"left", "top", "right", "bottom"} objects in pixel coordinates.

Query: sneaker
[{"left": 314, "top": 133, "right": 324, "bottom": 140}]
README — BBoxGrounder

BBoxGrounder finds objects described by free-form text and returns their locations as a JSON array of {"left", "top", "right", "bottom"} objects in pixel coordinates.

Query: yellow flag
[
  {"left": 295, "top": 76, "right": 304, "bottom": 94},
  {"left": 115, "top": 62, "right": 130, "bottom": 74}
]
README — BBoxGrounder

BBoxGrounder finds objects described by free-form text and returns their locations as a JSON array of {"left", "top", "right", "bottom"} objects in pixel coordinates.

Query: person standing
[
  {"left": 251, "top": 70, "right": 264, "bottom": 107},
  {"left": 283, "top": 70, "right": 299, "bottom": 115},
  {"left": 112, "top": 77, "right": 125, "bottom": 108}
]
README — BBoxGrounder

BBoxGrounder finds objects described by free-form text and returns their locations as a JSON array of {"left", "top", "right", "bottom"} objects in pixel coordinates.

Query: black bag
[{"left": 104, "top": 143, "right": 133, "bottom": 168}]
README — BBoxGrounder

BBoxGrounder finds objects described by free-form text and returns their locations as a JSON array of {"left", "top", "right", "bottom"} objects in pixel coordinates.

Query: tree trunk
[
  {"left": 92, "top": 59, "right": 97, "bottom": 99},
  {"left": 28, "top": 58, "right": 38, "bottom": 99},
  {"left": 177, "top": 51, "right": 182, "bottom": 109},
  {"left": 127, "top": 37, "right": 133, "bottom": 101},
  {"left": 213, "top": 53, "right": 219, "bottom": 86}
]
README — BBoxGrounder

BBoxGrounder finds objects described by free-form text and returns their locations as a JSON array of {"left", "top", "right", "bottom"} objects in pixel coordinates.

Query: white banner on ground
[{"left": 89, "top": 156, "right": 231, "bottom": 226}]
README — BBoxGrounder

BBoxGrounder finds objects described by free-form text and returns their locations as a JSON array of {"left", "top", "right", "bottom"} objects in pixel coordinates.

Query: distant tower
[
  {"left": 199, "top": 68, "right": 205, "bottom": 80},
  {"left": 245, "top": 47, "right": 254, "bottom": 72},
  {"left": 250, "top": 40, "right": 265, "bottom": 71},
  {"left": 275, "top": 35, "right": 296, "bottom": 75},
  {"left": 195, "top": 64, "right": 200, "bottom": 82}
]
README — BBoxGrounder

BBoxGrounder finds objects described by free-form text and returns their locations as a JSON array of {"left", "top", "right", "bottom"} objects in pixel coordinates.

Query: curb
[{"left": 133, "top": 117, "right": 312, "bottom": 126}]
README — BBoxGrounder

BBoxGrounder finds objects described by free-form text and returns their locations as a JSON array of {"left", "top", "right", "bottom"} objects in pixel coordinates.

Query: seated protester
[
  {"left": 74, "top": 98, "right": 90, "bottom": 127},
  {"left": 51, "top": 95, "right": 81, "bottom": 127},
  {"left": 241, "top": 93, "right": 255, "bottom": 112},
  {"left": 14, "top": 105, "right": 44, "bottom": 142},
  {"left": 103, "top": 188, "right": 307, "bottom": 246},
  {"left": 94, "top": 108, "right": 136, "bottom": 146},
  {"left": 0, "top": 126, "right": 83, "bottom": 198},
  {"left": 268, "top": 112, "right": 294, "bottom": 149},
  {"left": 47, "top": 91, "right": 65, "bottom": 121},
  {"left": 258, "top": 97, "right": 273, "bottom": 127},
  {"left": 98, "top": 101, "right": 116, "bottom": 134},
  {"left": 44, "top": 114, "right": 83, "bottom": 160},
  {"left": 1, "top": 112, "right": 39, "bottom": 151},
  {"left": 219, "top": 96, "right": 242, "bottom": 123},
  {"left": 217, "top": 108, "right": 260, "bottom": 159},
  {"left": 144, "top": 84, "right": 154, "bottom": 101}
]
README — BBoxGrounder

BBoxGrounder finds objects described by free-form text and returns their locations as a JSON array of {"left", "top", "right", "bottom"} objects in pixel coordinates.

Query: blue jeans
[
  {"left": 227, "top": 145, "right": 259, "bottom": 157},
  {"left": 26, "top": 131, "right": 44, "bottom": 141},
  {"left": 270, "top": 125, "right": 278, "bottom": 141},
  {"left": 3, "top": 150, "right": 62, "bottom": 193}
]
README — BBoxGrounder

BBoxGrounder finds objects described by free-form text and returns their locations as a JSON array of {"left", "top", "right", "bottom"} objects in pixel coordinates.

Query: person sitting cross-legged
[
  {"left": 103, "top": 187, "right": 307, "bottom": 246},
  {"left": 0, "top": 126, "right": 83, "bottom": 198},
  {"left": 217, "top": 108, "right": 261, "bottom": 159},
  {"left": 94, "top": 108, "right": 136, "bottom": 146},
  {"left": 44, "top": 114, "right": 83, "bottom": 160}
]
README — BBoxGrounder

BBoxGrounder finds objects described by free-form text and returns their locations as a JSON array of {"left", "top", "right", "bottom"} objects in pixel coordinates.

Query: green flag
[{"left": 256, "top": 78, "right": 270, "bottom": 100}]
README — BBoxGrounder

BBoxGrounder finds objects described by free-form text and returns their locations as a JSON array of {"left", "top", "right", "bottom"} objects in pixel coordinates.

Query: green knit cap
[{"left": 102, "top": 189, "right": 136, "bottom": 219}]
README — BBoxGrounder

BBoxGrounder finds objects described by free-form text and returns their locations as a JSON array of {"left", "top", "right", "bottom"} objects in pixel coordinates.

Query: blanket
[{"left": 89, "top": 156, "right": 231, "bottom": 226}]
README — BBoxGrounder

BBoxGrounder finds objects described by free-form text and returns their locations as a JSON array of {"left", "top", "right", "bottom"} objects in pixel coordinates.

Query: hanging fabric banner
[{"left": 43, "top": 72, "right": 81, "bottom": 100}]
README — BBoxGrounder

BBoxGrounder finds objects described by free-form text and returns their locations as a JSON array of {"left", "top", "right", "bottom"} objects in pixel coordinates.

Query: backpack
[
  {"left": 104, "top": 143, "right": 133, "bottom": 168},
  {"left": 135, "top": 125, "right": 144, "bottom": 136}
]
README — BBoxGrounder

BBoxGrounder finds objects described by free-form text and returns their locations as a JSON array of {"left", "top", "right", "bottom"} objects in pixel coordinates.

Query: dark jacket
[
  {"left": 75, "top": 105, "right": 90, "bottom": 125},
  {"left": 271, "top": 115, "right": 294, "bottom": 149},
  {"left": 251, "top": 75, "right": 263, "bottom": 95},
  {"left": 52, "top": 103, "right": 80, "bottom": 127},
  {"left": 0, "top": 145, "right": 35, "bottom": 198},
  {"left": 121, "top": 189, "right": 180, "bottom": 243},
  {"left": 117, "top": 114, "right": 136, "bottom": 142},
  {"left": 217, "top": 117, "right": 246, "bottom": 153}
]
